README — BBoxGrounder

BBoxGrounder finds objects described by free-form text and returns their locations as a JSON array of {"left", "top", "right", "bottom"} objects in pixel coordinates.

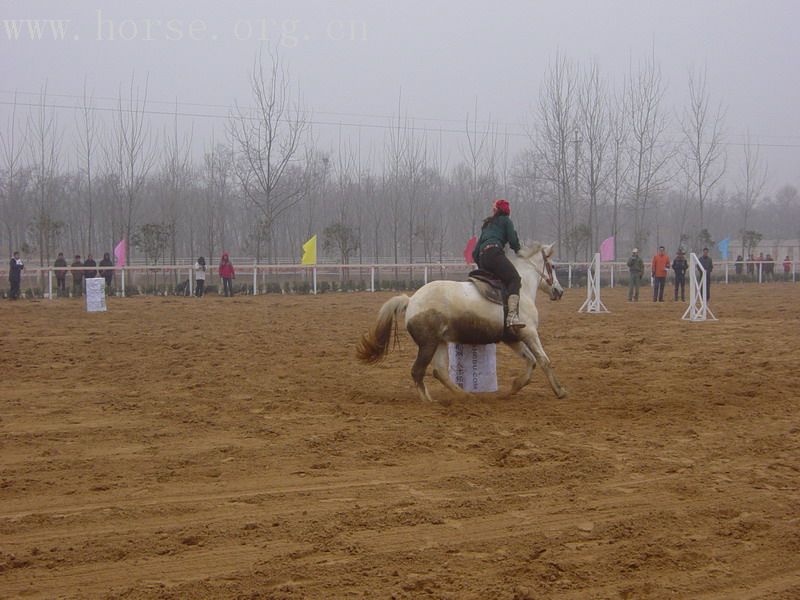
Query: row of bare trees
[{"left": 1, "top": 51, "right": 797, "bottom": 267}]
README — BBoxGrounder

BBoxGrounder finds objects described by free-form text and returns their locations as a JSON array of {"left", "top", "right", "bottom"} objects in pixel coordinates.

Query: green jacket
[
  {"left": 627, "top": 255, "right": 644, "bottom": 275},
  {"left": 472, "top": 215, "right": 521, "bottom": 263}
]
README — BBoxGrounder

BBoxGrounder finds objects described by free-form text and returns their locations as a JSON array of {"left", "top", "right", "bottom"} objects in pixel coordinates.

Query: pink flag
[
  {"left": 463, "top": 235, "right": 478, "bottom": 264},
  {"left": 599, "top": 236, "right": 615, "bottom": 261},
  {"left": 114, "top": 239, "right": 126, "bottom": 267}
]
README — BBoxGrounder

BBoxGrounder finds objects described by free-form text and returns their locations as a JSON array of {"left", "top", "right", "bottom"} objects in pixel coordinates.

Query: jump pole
[
  {"left": 578, "top": 253, "right": 609, "bottom": 314},
  {"left": 682, "top": 252, "right": 716, "bottom": 322}
]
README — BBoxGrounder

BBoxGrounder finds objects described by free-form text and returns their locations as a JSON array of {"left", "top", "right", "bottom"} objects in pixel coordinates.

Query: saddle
[{"left": 468, "top": 269, "right": 506, "bottom": 306}]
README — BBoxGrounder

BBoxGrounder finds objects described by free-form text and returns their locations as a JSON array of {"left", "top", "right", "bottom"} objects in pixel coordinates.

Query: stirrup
[{"left": 506, "top": 313, "right": 526, "bottom": 329}]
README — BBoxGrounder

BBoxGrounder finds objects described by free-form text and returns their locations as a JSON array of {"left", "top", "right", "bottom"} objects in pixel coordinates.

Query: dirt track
[{"left": 1, "top": 283, "right": 799, "bottom": 599}]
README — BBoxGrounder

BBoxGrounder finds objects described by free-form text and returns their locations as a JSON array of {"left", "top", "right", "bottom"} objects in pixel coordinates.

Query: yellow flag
[{"left": 301, "top": 235, "right": 317, "bottom": 265}]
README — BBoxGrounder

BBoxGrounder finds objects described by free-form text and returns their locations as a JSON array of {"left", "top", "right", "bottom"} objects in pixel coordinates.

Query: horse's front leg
[
  {"left": 505, "top": 341, "right": 536, "bottom": 397},
  {"left": 518, "top": 329, "right": 568, "bottom": 399}
]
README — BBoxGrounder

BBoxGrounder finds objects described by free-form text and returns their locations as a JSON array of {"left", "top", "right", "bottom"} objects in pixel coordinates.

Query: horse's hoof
[{"left": 556, "top": 390, "right": 568, "bottom": 399}]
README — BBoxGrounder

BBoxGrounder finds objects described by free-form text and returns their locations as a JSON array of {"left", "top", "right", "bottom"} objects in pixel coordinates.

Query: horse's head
[{"left": 514, "top": 242, "right": 564, "bottom": 301}]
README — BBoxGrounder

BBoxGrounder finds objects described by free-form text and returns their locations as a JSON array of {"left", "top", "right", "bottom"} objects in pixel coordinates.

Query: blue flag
[{"left": 718, "top": 238, "right": 729, "bottom": 260}]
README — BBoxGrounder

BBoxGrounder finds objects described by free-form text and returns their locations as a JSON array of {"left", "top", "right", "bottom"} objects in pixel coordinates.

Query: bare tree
[
  {"left": 625, "top": 52, "right": 673, "bottom": 249},
  {"left": 461, "top": 100, "right": 499, "bottom": 236},
  {"left": 510, "top": 148, "right": 542, "bottom": 240},
  {"left": 75, "top": 80, "right": 99, "bottom": 253},
  {"left": 535, "top": 53, "right": 579, "bottom": 256},
  {"left": 578, "top": 61, "right": 609, "bottom": 256},
  {"left": 105, "top": 73, "right": 158, "bottom": 263},
  {"left": 161, "top": 102, "right": 193, "bottom": 268},
  {"left": 606, "top": 90, "right": 629, "bottom": 258},
  {"left": 0, "top": 92, "right": 29, "bottom": 255},
  {"left": 27, "top": 83, "right": 63, "bottom": 267},
  {"left": 404, "top": 122, "right": 427, "bottom": 263},
  {"left": 228, "top": 48, "right": 308, "bottom": 262},
  {"left": 364, "top": 170, "right": 384, "bottom": 262},
  {"left": 735, "top": 132, "right": 767, "bottom": 253},
  {"left": 385, "top": 97, "right": 405, "bottom": 270},
  {"left": 679, "top": 67, "right": 726, "bottom": 232}
]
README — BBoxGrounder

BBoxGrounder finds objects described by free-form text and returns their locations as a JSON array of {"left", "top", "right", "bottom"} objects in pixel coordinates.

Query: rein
[{"left": 539, "top": 249, "right": 554, "bottom": 286}]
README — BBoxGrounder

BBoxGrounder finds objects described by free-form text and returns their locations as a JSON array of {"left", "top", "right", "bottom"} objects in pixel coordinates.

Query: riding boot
[{"left": 506, "top": 294, "right": 526, "bottom": 329}]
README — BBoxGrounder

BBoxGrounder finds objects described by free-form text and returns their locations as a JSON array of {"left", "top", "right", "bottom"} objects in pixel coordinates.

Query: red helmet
[{"left": 493, "top": 199, "right": 510, "bottom": 215}]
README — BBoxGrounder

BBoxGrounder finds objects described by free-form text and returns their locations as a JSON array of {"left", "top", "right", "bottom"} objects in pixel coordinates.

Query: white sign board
[
  {"left": 85, "top": 277, "right": 107, "bottom": 312},
  {"left": 448, "top": 343, "right": 498, "bottom": 392}
]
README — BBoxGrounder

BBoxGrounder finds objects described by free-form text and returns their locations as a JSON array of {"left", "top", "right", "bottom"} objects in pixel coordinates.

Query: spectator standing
[
  {"left": 735, "top": 255, "right": 744, "bottom": 276},
  {"left": 84, "top": 253, "right": 97, "bottom": 280},
  {"left": 54, "top": 252, "right": 67, "bottom": 297},
  {"left": 219, "top": 253, "right": 235, "bottom": 297},
  {"left": 71, "top": 254, "right": 83, "bottom": 297},
  {"left": 99, "top": 252, "right": 114, "bottom": 288},
  {"left": 783, "top": 255, "right": 792, "bottom": 279},
  {"left": 626, "top": 248, "right": 644, "bottom": 302},
  {"left": 8, "top": 251, "right": 24, "bottom": 300},
  {"left": 651, "top": 246, "right": 670, "bottom": 302},
  {"left": 194, "top": 256, "right": 206, "bottom": 297},
  {"left": 765, "top": 254, "right": 775, "bottom": 281},
  {"left": 698, "top": 247, "right": 713, "bottom": 300},
  {"left": 672, "top": 248, "right": 689, "bottom": 302},
  {"left": 747, "top": 254, "right": 755, "bottom": 276}
]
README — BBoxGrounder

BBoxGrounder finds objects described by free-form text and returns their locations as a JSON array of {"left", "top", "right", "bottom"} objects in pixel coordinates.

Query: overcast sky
[{"left": 2, "top": 0, "right": 798, "bottom": 192}]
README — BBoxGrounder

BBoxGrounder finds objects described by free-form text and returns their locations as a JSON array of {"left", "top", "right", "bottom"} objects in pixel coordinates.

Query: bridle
[{"left": 539, "top": 249, "right": 555, "bottom": 287}]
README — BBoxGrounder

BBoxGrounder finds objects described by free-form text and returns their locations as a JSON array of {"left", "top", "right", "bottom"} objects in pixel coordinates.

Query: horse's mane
[{"left": 515, "top": 241, "right": 546, "bottom": 259}]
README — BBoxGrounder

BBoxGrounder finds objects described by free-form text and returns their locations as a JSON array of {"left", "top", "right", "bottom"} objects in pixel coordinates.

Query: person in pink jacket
[{"left": 219, "top": 252, "right": 235, "bottom": 297}]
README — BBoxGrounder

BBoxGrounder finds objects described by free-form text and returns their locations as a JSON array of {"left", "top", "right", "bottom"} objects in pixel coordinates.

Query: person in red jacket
[
  {"left": 219, "top": 252, "right": 235, "bottom": 297},
  {"left": 651, "top": 245, "right": 670, "bottom": 302}
]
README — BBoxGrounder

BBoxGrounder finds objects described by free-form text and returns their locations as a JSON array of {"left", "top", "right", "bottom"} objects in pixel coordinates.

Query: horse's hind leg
[
  {"left": 411, "top": 341, "right": 438, "bottom": 403},
  {"left": 519, "top": 329, "right": 567, "bottom": 399},
  {"left": 505, "top": 341, "right": 537, "bottom": 397},
  {"left": 432, "top": 343, "right": 471, "bottom": 400}
]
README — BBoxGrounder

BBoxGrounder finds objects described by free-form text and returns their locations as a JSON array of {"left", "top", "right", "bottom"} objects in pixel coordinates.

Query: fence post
[
  {"left": 189, "top": 269, "right": 193, "bottom": 296},
  {"left": 370, "top": 266, "right": 375, "bottom": 292},
  {"left": 253, "top": 263, "right": 257, "bottom": 295},
  {"left": 122, "top": 268, "right": 126, "bottom": 297},
  {"left": 725, "top": 262, "right": 729, "bottom": 284},
  {"left": 758, "top": 262, "right": 762, "bottom": 283},
  {"left": 610, "top": 264, "right": 615, "bottom": 288},
  {"left": 48, "top": 269, "right": 53, "bottom": 300},
  {"left": 313, "top": 267, "right": 317, "bottom": 295},
  {"left": 568, "top": 264, "right": 573, "bottom": 289},
  {"left": 424, "top": 265, "right": 428, "bottom": 285}
]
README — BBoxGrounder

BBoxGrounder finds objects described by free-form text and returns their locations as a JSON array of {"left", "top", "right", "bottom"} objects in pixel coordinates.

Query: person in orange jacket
[{"left": 651, "top": 245, "right": 670, "bottom": 302}]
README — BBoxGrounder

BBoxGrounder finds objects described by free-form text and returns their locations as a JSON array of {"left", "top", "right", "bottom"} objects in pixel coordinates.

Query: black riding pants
[{"left": 478, "top": 247, "right": 521, "bottom": 296}]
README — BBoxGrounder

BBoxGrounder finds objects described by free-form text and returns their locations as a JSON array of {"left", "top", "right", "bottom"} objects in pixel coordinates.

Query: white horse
[{"left": 356, "top": 242, "right": 567, "bottom": 403}]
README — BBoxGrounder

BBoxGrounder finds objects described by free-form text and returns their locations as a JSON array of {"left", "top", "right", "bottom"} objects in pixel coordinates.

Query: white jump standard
[
  {"left": 682, "top": 252, "right": 716, "bottom": 322},
  {"left": 578, "top": 253, "right": 610, "bottom": 314}
]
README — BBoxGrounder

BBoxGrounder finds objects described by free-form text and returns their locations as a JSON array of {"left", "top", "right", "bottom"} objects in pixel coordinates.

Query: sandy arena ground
[{"left": 1, "top": 283, "right": 799, "bottom": 599}]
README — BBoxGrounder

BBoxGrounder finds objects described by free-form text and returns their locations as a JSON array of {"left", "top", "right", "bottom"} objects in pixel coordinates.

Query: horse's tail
[{"left": 356, "top": 295, "right": 410, "bottom": 364}]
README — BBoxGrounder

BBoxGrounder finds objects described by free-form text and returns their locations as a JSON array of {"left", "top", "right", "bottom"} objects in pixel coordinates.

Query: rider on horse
[{"left": 472, "top": 198, "right": 525, "bottom": 329}]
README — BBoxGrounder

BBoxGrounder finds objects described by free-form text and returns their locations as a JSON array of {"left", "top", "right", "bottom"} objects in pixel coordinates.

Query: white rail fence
[{"left": 2, "top": 259, "right": 797, "bottom": 299}]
